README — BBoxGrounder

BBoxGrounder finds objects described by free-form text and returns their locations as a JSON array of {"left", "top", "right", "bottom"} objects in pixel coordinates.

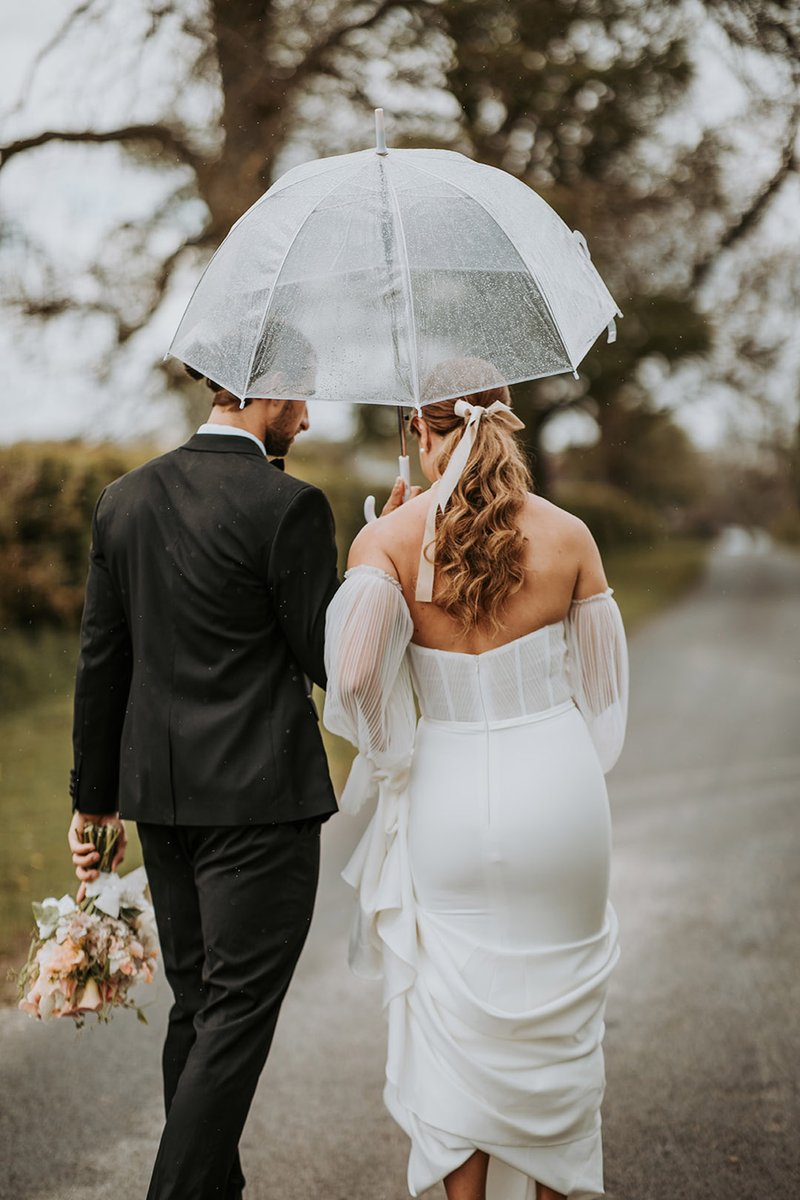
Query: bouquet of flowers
[{"left": 17, "top": 823, "right": 158, "bottom": 1026}]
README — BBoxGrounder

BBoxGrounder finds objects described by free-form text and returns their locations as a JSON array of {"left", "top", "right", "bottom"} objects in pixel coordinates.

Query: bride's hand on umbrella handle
[
  {"left": 380, "top": 477, "right": 421, "bottom": 517},
  {"left": 364, "top": 477, "right": 422, "bottom": 523}
]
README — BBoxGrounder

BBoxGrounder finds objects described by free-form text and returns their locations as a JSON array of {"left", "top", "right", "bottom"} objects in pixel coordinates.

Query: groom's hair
[
  {"left": 183, "top": 320, "right": 315, "bottom": 408},
  {"left": 184, "top": 364, "right": 225, "bottom": 393}
]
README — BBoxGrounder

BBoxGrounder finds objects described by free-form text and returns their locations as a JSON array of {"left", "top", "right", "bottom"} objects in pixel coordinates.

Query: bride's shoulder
[
  {"left": 523, "top": 493, "right": 594, "bottom": 545},
  {"left": 347, "top": 514, "right": 401, "bottom": 579}
]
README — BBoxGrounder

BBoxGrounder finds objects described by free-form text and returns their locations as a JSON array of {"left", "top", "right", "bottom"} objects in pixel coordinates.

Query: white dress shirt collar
[{"left": 196, "top": 423, "right": 266, "bottom": 457}]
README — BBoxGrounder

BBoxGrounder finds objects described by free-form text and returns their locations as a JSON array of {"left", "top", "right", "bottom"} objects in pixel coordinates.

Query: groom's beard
[{"left": 263, "top": 401, "right": 300, "bottom": 457}]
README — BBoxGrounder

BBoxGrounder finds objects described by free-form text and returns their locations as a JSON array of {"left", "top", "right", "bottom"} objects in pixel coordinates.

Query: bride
[{"left": 323, "top": 361, "right": 628, "bottom": 1200}]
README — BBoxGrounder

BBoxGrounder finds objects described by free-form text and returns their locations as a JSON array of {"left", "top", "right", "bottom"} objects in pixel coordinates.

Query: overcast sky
[{"left": 1, "top": 2, "right": 797, "bottom": 453}]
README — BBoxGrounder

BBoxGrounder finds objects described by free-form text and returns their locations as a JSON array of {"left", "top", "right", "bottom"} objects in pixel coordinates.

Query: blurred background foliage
[{"left": 1, "top": 0, "right": 799, "bottom": 983}]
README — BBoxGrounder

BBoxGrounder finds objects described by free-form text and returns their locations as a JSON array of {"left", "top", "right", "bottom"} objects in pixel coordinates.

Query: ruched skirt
[{"left": 342, "top": 700, "right": 620, "bottom": 1200}]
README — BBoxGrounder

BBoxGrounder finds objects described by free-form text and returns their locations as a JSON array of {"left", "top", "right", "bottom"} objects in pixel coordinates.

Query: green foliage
[
  {"left": 0, "top": 442, "right": 148, "bottom": 630},
  {"left": 0, "top": 626, "right": 77, "bottom": 712},
  {"left": 769, "top": 509, "right": 800, "bottom": 548},
  {"left": 563, "top": 397, "right": 706, "bottom": 512},
  {"left": 582, "top": 297, "right": 711, "bottom": 400},
  {"left": 443, "top": 0, "right": 692, "bottom": 184},
  {"left": 604, "top": 536, "right": 710, "bottom": 630},
  {"left": 685, "top": 448, "right": 800, "bottom": 537},
  {"left": 553, "top": 480, "right": 666, "bottom": 551}
]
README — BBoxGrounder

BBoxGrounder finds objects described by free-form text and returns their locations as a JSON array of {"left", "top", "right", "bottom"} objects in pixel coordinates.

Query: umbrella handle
[
  {"left": 363, "top": 456, "right": 410, "bottom": 524},
  {"left": 398, "top": 455, "right": 411, "bottom": 502}
]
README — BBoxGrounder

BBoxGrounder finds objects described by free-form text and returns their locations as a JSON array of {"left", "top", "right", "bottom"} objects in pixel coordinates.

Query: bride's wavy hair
[{"left": 411, "top": 359, "right": 532, "bottom": 632}]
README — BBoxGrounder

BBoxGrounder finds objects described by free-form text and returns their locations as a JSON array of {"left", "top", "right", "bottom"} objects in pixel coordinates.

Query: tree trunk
[{"left": 203, "top": 1, "right": 288, "bottom": 238}]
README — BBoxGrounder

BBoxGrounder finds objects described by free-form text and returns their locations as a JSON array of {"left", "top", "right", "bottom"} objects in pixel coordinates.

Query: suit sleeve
[
  {"left": 71, "top": 489, "right": 133, "bottom": 814},
  {"left": 267, "top": 485, "right": 340, "bottom": 689}
]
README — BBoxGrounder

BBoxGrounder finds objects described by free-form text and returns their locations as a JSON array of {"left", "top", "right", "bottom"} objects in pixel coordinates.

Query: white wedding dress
[{"left": 324, "top": 565, "right": 628, "bottom": 1200}]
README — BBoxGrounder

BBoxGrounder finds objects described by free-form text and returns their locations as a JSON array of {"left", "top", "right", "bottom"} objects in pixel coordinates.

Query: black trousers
[{"left": 137, "top": 819, "right": 321, "bottom": 1200}]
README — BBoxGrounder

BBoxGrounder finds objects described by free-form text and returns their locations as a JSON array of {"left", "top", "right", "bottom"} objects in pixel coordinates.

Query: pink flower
[
  {"left": 40, "top": 937, "right": 86, "bottom": 980},
  {"left": 75, "top": 977, "right": 103, "bottom": 1012},
  {"left": 61, "top": 977, "right": 103, "bottom": 1015}
]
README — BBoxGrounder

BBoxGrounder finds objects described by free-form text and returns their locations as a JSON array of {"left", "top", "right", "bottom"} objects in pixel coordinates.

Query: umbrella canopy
[{"left": 167, "top": 118, "right": 621, "bottom": 409}]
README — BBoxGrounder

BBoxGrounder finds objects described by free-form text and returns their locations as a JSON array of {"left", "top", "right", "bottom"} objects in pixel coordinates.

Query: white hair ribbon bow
[{"left": 415, "top": 399, "right": 525, "bottom": 603}]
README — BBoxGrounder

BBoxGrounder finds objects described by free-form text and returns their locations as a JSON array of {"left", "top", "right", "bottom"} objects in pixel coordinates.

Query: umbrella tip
[{"left": 375, "top": 108, "right": 388, "bottom": 156}]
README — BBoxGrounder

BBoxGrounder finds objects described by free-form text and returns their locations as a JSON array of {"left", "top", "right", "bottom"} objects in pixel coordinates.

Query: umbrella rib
[
  {"left": 398, "top": 158, "right": 577, "bottom": 375},
  {"left": 384, "top": 168, "right": 421, "bottom": 409},
  {"left": 241, "top": 161, "right": 371, "bottom": 397}
]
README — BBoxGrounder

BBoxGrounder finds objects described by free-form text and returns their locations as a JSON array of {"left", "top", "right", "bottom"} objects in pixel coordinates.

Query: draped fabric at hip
[{"left": 323, "top": 566, "right": 629, "bottom": 1199}]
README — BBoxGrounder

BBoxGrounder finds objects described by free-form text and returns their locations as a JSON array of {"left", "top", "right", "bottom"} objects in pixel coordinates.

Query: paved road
[{"left": 2, "top": 536, "right": 799, "bottom": 1200}]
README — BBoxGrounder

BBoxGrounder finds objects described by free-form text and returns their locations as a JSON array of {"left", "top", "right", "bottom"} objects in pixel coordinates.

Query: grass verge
[{"left": 604, "top": 536, "right": 710, "bottom": 633}]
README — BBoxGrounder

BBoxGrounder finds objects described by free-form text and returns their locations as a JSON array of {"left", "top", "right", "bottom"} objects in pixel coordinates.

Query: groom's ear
[{"left": 260, "top": 395, "right": 289, "bottom": 422}]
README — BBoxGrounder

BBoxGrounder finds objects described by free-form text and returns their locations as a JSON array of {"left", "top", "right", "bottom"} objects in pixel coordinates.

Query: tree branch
[
  {"left": 2, "top": 0, "right": 108, "bottom": 121},
  {"left": 299, "top": 0, "right": 435, "bottom": 80},
  {"left": 0, "top": 123, "right": 205, "bottom": 174},
  {"left": 692, "top": 114, "right": 799, "bottom": 292},
  {"left": 120, "top": 226, "right": 216, "bottom": 345}
]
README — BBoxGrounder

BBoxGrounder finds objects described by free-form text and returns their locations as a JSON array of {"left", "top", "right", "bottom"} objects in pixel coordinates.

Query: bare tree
[{"left": 0, "top": 0, "right": 447, "bottom": 382}]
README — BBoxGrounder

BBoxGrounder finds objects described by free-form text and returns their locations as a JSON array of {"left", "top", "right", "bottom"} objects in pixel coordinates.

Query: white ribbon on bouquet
[{"left": 83, "top": 865, "right": 152, "bottom": 919}]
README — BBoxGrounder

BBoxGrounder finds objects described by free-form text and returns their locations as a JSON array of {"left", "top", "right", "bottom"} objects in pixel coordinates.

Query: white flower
[
  {"left": 84, "top": 866, "right": 152, "bottom": 920},
  {"left": 33, "top": 894, "right": 76, "bottom": 939}
]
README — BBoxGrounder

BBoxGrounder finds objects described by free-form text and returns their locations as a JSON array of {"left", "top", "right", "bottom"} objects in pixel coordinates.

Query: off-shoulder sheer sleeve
[
  {"left": 564, "top": 587, "right": 629, "bottom": 773},
  {"left": 324, "top": 564, "right": 415, "bottom": 813}
]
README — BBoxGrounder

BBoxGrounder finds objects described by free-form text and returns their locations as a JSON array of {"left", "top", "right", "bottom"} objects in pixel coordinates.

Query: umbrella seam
[
  {"left": 241, "top": 160, "right": 373, "bottom": 398},
  {"left": 384, "top": 167, "right": 421, "bottom": 410},
  {"left": 395, "top": 158, "right": 577, "bottom": 375}
]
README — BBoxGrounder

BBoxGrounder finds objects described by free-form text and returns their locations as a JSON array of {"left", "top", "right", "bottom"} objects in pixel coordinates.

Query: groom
[{"left": 66, "top": 352, "right": 371, "bottom": 1199}]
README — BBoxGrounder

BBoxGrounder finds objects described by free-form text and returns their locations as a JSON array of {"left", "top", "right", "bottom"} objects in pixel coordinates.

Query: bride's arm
[
  {"left": 323, "top": 557, "right": 415, "bottom": 810},
  {"left": 565, "top": 523, "right": 629, "bottom": 773},
  {"left": 572, "top": 516, "right": 610, "bottom": 600}
]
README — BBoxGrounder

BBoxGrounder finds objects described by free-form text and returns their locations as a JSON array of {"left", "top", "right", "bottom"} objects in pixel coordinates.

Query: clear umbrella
[{"left": 167, "top": 110, "right": 621, "bottom": 492}]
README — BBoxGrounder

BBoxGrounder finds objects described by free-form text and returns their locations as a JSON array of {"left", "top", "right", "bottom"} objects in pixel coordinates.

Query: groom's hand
[
  {"left": 68, "top": 811, "right": 127, "bottom": 889},
  {"left": 380, "top": 476, "right": 422, "bottom": 516}
]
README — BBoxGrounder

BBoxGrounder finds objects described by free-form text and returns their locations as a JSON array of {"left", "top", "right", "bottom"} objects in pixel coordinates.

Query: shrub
[
  {"left": 551, "top": 481, "right": 666, "bottom": 552},
  {"left": 0, "top": 442, "right": 143, "bottom": 629},
  {"left": 770, "top": 508, "right": 800, "bottom": 547}
]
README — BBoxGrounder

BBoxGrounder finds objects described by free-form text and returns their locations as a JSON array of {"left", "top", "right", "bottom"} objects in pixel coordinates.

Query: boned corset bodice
[{"left": 407, "top": 621, "right": 572, "bottom": 725}]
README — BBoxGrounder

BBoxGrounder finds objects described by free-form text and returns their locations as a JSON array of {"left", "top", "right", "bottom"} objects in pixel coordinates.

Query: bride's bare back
[{"left": 348, "top": 487, "right": 609, "bottom": 654}]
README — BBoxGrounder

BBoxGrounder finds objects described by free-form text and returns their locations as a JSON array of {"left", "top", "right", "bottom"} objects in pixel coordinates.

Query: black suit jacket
[{"left": 70, "top": 433, "right": 340, "bottom": 825}]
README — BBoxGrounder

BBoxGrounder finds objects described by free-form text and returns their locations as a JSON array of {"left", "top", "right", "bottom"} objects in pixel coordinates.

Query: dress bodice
[
  {"left": 323, "top": 564, "right": 629, "bottom": 813},
  {"left": 408, "top": 623, "right": 572, "bottom": 724}
]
